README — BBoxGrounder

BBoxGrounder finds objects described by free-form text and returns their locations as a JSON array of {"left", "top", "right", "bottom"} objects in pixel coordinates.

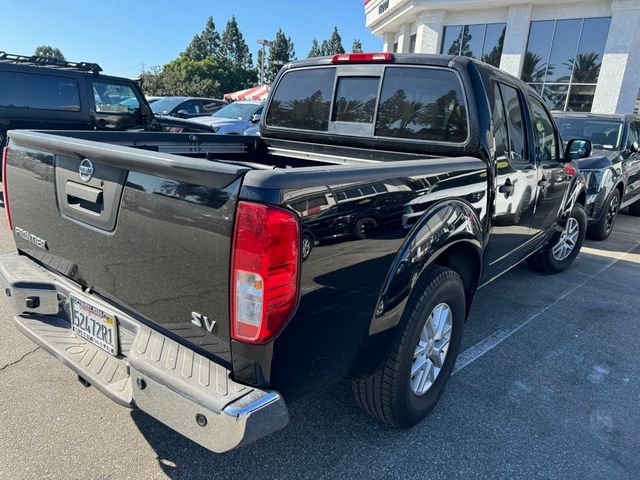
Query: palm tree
[
  {"left": 521, "top": 52, "right": 552, "bottom": 83},
  {"left": 565, "top": 52, "right": 601, "bottom": 84}
]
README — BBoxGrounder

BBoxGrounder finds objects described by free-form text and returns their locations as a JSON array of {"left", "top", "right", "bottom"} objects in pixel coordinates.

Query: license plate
[{"left": 70, "top": 296, "right": 118, "bottom": 356}]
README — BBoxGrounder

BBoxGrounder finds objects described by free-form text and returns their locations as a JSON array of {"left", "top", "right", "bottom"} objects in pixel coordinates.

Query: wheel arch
[{"left": 351, "top": 199, "right": 483, "bottom": 378}]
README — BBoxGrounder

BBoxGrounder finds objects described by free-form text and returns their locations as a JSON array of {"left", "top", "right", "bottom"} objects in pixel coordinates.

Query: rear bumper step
[{"left": 0, "top": 253, "right": 288, "bottom": 453}]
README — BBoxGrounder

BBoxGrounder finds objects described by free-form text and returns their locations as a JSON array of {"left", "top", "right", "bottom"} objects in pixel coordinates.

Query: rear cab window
[
  {"left": 0, "top": 71, "right": 80, "bottom": 111},
  {"left": 266, "top": 65, "right": 468, "bottom": 144}
]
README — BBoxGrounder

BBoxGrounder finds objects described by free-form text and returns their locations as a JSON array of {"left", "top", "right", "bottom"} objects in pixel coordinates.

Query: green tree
[
  {"left": 220, "top": 15, "right": 253, "bottom": 69},
  {"left": 323, "top": 27, "right": 345, "bottom": 55},
  {"left": 480, "top": 27, "right": 505, "bottom": 67},
  {"left": 308, "top": 39, "right": 322, "bottom": 58},
  {"left": 565, "top": 52, "right": 601, "bottom": 84},
  {"left": 448, "top": 26, "right": 473, "bottom": 56},
  {"left": 182, "top": 16, "right": 221, "bottom": 61},
  {"left": 267, "top": 29, "right": 295, "bottom": 83},
  {"left": 320, "top": 40, "right": 330, "bottom": 56},
  {"left": 34, "top": 45, "right": 65, "bottom": 61},
  {"left": 352, "top": 39, "right": 363, "bottom": 53},
  {"left": 521, "top": 51, "right": 552, "bottom": 83}
]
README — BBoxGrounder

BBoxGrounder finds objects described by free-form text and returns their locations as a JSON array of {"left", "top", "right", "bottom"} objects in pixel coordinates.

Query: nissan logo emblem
[{"left": 78, "top": 159, "right": 95, "bottom": 182}]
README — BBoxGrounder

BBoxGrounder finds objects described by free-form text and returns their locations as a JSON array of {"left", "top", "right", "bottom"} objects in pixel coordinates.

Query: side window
[
  {"left": 492, "top": 83, "right": 510, "bottom": 163},
  {"left": 179, "top": 100, "right": 201, "bottom": 115},
  {"left": 528, "top": 95, "right": 558, "bottom": 164},
  {"left": 0, "top": 72, "right": 80, "bottom": 111},
  {"left": 93, "top": 81, "right": 140, "bottom": 115},
  {"left": 498, "top": 83, "right": 529, "bottom": 169}
]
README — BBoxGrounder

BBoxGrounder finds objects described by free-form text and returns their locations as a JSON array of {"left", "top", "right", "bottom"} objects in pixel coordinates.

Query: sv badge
[{"left": 191, "top": 312, "right": 216, "bottom": 333}]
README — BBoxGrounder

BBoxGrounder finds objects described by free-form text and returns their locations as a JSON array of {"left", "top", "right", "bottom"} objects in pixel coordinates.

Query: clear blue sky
[{"left": 0, "top": 0, "right": 381, "bottom": 78}]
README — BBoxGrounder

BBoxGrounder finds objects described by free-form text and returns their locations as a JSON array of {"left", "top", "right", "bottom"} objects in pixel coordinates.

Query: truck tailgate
[{"left": 5, "top": 130, "right": 249, "bottom": 362}]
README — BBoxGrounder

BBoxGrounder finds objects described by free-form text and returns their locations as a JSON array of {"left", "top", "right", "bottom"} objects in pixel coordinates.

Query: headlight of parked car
[
  {"left": 585, "top": 170, "right": 604, "bottom": 192},
  {"left": 404, "top": 206, "right": 414, "bottom": 214}
]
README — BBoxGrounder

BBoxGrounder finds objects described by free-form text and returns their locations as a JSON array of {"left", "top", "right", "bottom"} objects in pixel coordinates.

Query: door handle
[{"left": 498, "top": 182, "right": 514, "bottom": 194}]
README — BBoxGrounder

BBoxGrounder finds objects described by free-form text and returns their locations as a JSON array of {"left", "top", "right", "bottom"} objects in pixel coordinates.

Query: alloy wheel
[
  {"left": 604, "top": 195, "right": 619, "bottom": 236},
  {"left": 410, "top": 303, "right": 452, "bottom": 396},
  {"left": 552, "top": 217, "right": 579, "bottom": 261}
]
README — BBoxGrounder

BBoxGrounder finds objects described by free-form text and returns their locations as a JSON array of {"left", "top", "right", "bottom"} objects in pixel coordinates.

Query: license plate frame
[{"left": 69, "top": 296, "right": 118, "bottom": 356}]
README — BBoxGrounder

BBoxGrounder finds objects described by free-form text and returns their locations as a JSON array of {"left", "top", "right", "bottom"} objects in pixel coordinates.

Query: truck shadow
[
  {"left": 130, "top": 380, "right": 407, "bottom": 480},
  {"left": 129, "top": 237, "right": 640, "bottom": 480}
]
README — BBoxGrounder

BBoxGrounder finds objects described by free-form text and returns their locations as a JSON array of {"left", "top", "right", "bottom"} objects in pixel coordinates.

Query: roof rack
[{"left": 0, "top": 51, "right": 102, "bottom": 74}]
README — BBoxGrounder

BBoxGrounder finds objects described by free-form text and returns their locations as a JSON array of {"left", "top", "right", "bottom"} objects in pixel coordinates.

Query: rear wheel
[
  {"left": 527, "top": 204, "right": 586, "bottom": 274},
  {"left": 587, "top": 189, "right": 620, "bottom": 240},
  {"left": 301, "top": 234, "right": 314, "bottom": 261},
  {"left": 353, "top": 217, "right": 378, "bottom": 240},
  {"left": 351, "top": 266, "right": 465, "bottom": 428}
]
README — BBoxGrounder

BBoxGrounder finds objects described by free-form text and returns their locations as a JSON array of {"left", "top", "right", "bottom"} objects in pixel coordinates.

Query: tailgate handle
[
  {"left": 66, "top": 182, "right": 102, "bottom": 203},
  {"left": 66, "top": 181, "right": 104, "bottom": 214}
]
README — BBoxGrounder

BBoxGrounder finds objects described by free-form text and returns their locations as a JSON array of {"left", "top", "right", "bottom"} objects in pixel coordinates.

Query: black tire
[
  {"left": 353, "top": 217, "right": 379, "bottom": 240},
  {"left": 587, "top": 189, "right": 620, "bottom": 240},
  {"left": 527, "top": 204, "right": 587, "bottom": 274},
  {"left": 351, "top": 266, "right": 465, "bottom": 428}
]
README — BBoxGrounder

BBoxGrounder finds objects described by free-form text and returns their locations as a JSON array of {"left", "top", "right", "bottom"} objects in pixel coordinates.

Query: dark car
[
  {"left": 150, "top": 96, "right": 227, "bottom": 119},
  {"left": 555, "top": 112, "right": 640, "bottom": 239},
  {"left": 0, "top": 52, "right": 213, "bottom": 152}
]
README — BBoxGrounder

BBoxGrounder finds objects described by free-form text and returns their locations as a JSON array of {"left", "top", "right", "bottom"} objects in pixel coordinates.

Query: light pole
[{"left": 257, "top": 39, "right": 273, "bottom": 85}]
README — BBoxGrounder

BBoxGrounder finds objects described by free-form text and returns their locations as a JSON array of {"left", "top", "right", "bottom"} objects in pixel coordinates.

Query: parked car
[
  {"left": 150, "top": 96, "right": 227, "bottom": 119},
  {"left": 243, "top": 124, "right": 260, "bottom": 136},
  {"left": 0, "top": 52, "right": 212, "bottom": 151},
  {"left": 554, "top": 112, "right": 640, "bottom": 239},
  {"left": 1, "top": 53, "right": 590, "bottom": 453},
  {"left": 189, "top": 100, "right": 264, "bottom": 134}
]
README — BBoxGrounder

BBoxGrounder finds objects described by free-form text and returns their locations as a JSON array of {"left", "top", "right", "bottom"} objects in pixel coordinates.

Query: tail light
[
  {"left": 1, "top": 147, "right": 12, "bottom": 231},
  {"left": 332, "top": 52, "right": 393, "bottom": 63},
  {"left": 230, "top": 201, "right": 300, "bottom": 344}
]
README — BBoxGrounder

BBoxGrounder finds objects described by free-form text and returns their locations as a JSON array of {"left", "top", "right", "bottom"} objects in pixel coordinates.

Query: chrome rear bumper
[{"left": 0, "top": 252, "right": 288, "bottom": 453}]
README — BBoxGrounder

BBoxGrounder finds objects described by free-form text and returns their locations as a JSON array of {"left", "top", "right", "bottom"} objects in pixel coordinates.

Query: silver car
[{"left": 188, "top": 100, "right": 264, "bottom": 134}]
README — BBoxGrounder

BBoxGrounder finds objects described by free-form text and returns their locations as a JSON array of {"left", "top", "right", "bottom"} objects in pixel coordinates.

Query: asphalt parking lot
[{"left": 0, "top": 206, "right": 639, "bottom": 479}]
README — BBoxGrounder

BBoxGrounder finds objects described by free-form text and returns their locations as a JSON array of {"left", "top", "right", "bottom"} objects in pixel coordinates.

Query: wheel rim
[
  {"left": 359, "top": 219, "right": 377, "bottom": 237},
  {"left": 552, "top": 217, "right": 579, "bottom": 261},
  {"left": 604, "top": 195, "right": 619, "bottom": 235},
  {"left": 410, "top": 303, "right": 453, "bottom": 396},
  {"left": 302, "top": 238, "right": 311, "bottom": 258}
]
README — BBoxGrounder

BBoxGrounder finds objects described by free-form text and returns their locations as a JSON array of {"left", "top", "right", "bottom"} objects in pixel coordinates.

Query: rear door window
[
  {"left": 266, "top": 67, "right": 335, "bottom": 131},
  {"left": 0, "top": 71, "right": 80, "bottom": 111},
  {"left": 92, "top": 81, "right": 140, "bottom": 114},
  {"left": 375, "top": 67, "right": 468, "bottom": 143},
  {"left": 497, "top": 83, "right": 529, "bottom": 168}
]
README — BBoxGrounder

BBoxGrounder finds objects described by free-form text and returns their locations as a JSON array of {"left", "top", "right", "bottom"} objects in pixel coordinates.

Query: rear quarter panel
[{"left": 234, "top": 159, "right": 488, "bottom": 395}]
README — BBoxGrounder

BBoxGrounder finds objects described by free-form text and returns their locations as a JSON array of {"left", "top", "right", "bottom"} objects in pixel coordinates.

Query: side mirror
[
  {"left": 176, "top": 110, "right": 189, "bottom": 118},
  {"left": 631, "top": 141, "right": 640, "bottom": 153},
  {"left": 564, "top": 138, "right": 592, "bottom": 160},
  {"left": 250, "top": 114, "right": 261, "bottom": 123}
]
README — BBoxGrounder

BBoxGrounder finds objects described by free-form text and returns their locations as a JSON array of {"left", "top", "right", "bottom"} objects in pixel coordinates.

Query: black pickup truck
[{"left": 0, "top": 53, "right": 590, "bottom": 453}]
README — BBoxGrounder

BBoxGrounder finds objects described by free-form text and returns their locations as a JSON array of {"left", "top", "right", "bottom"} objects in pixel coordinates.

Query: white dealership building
[{"left": 364, "top": 0, "right": 640, "bottom": 114}]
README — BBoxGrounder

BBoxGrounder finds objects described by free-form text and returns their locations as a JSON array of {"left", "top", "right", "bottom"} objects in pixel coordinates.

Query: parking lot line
[{"left": 452, "top": 240, "right": 640, "bottom": 375}]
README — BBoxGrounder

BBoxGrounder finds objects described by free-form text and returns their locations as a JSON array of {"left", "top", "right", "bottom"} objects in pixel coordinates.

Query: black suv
[
  {"left": 555, "top": 112, "right": 640, "bottom": 239},
  {"left": 0, "top": 52, "right": 159, "bottom": 147}
]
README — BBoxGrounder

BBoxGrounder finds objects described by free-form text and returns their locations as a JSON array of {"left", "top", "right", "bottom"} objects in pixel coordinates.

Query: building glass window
[
  {"left": 440, "top": 23, "right": 506, "bottom": 68},
  {"left": 522, "top": 17, "right": 611, "bottom": 112}
]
